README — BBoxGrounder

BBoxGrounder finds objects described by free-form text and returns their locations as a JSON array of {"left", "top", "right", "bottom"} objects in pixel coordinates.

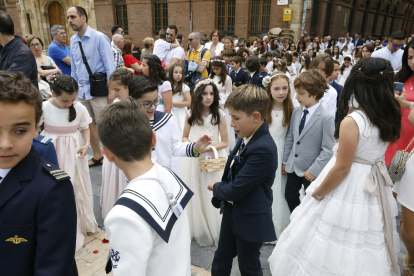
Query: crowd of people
[{"left": 1, "top": 5, "right": 414, "bottom": 276}]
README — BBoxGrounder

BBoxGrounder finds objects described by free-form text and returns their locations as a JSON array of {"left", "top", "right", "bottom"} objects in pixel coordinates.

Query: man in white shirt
[
  {"left": 336, "top": 37, "right": 345, "bottom": 51},
  {"left": 163, "top": 25, "right": 184, "bottom": 74},
  {"left": 371, "top": 31, "right": 404, "bottom": 72},
  {"left": 111, "top": 34, "right": 125, "bottom": 69},
  {"left": 345, "top": 37, "right": 354, "bottom": 53}
]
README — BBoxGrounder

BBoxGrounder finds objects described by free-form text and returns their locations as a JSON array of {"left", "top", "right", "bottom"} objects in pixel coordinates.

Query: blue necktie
[{"left": 299, "top": 109, "right": 309, "bottom": 135}]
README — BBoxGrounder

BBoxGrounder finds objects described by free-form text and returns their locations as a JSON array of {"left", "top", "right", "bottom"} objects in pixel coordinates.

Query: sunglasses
[
  {"left": 188, "top": 38, "right": 194, "bottom": 42},
  {"left": 165, "top": 33, "right": 174, "bottom": 37},
  {"left": 30, "top": 43, "right": 41, "bottom": 47},
  {"left": 391, "top": 42, "right": 404, "bottom": 48}
]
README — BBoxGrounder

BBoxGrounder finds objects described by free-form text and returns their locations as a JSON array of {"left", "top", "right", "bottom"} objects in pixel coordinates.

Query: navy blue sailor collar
[{"left": 152, "top": 111, "right": 173, "bottom": 131}]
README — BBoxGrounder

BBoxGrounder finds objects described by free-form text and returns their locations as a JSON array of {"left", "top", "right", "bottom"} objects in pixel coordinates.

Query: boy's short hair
[
  {"left": 129, "top": 75, "right": 159, "bottom": 100},
  {"left": 225, "top": 84, "right": 269, "bottom": 119},
  {"left": 310, "top": 54, "right": 334, "bottom": 77},
  {"left": 222, "top": 49, "right": 237, "bottom": 57},
  {"left": 294, "top": 69, "right": 328, "bottom": 101},
  {"left": 259, "top": 58, "right": 267, "bottom": 66},
  {"left": 292, "top": 52, "right": 299, "bottom": 57},
  {"left": 0, "top": 71, "right": 43, "bottom": 124},
  {"left": 98, "top": 101, "right": 152, "bottom": 162},
  {"left": 159, "top": 29, "right": 166, "bottom": 40},
  {"left": 245, "top": 56, "right": 261, "bottom": 72},
  {"left": 230, "top": 55, "right": 242, "bottom": 65},
  {"left": 265, "top": 52, "right": 273, "bottom": 58}
]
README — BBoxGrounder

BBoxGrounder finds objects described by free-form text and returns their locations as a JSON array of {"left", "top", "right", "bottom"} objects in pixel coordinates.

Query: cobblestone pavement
[{"left": 85, "top": 152, "right": 406, "bottom": 276}]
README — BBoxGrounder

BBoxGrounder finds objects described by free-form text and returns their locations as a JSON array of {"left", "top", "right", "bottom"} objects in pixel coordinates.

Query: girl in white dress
[
  {"left": 332, "top": 46, "right": 344, "bottom": 65},
  {"left": 209, "top": 56, "right": 235, "bottom": 152},
  {"left": 268, "top": 58, "right": 401, "bottom": 276},
  {"left": 41, "top": 75, "right": 98, "bottom": 251},
  {"left": 168, "top": 63, "right": 191, "bottom": 132},
  {"left": 263, "top": 73, "right": 294, "bottom": 238},
  {"left": 181, "top": 78, "right": 229, "bottom": 246},
  {"left": 101, "top": 68, "right": 134, "bottom": 219},
  {"left": 338, "top": 56, "right": 353, "bottom": 86}
]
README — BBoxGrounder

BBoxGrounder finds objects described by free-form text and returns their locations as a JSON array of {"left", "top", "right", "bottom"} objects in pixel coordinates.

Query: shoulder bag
[{"left": 388, "top": 137, "right": 414, "bottom": 182}]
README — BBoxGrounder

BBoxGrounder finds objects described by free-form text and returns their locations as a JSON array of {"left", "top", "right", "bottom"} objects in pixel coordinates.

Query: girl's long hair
[
  {"left": 277, "top": 60, "right": 289, "bottom": 73},
  {"left": 209, "top": 56, "right": 229, "bottom": 86},
  {"left": 395, "top": 40, "right": 414, "bottom": 83},
  {"left": 169, "top": 63, "right": 185, "bottom": 95},
  {"left": 188, "top": 79, "right": 221, "bottom": 126},
  {"left": 333, "top": 46, "right": 340, "bottom": 59},
  {"left": 335, "top": 58, "right": 401, "bottom": 143},
  {"left": 50, "top": 74, "right": 78, "bottom": 122},
  {"left": 265, "top": 73, "right": 294, "bottom": 127},
  {"left": 143, "top": 55, "right": 167, "bottom": 85},
  {"left": 299, "top": 55, "right": 310, "bottom": 73},
  {"left": 340, "top": 56, "right": 352, "bottom": 74}
]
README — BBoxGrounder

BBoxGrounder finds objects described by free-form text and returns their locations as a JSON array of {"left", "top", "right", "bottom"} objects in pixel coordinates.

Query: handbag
[
  {"left": 78, "top": 41, "right": 108, "bottom": 97},
  {"left": 388, "top": 137, "right": 414, "bottom": 182},
  {"left": 198, "top": 146, "right": 226, "bottom": 173}
]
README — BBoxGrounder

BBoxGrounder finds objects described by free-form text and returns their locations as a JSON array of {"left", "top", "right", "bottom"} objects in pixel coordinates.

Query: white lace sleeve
[{"left": 78, "top": 104, "right": 92, "bottom": 130}]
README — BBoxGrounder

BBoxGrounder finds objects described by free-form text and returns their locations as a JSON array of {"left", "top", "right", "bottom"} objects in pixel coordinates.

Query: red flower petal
[
  {"left": 93, "top": 250, "right": 99, "bottom": 254},
  {"left": 102, "top": 238, "right": 109, "bottom": 243}
]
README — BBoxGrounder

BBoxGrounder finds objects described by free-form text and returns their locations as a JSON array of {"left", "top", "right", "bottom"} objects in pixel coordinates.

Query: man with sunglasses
[
  {"left": 163, "top": 25, "right": 184, "bottom": 75},
  {"left": 372, "top": 31, "right": 405, "bottom": 72}
]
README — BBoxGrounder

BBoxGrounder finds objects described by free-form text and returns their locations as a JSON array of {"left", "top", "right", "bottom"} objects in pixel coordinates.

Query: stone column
[{"left": 290, "top": 0, "right": 304, "bottom": 41}]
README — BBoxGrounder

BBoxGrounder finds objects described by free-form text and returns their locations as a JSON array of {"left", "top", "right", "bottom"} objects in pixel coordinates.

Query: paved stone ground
[{"left": 86, "top": 151, "right": 406, "bottom": 276}]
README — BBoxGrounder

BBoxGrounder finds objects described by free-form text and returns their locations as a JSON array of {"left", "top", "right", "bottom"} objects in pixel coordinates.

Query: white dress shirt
[
  {"left": 300, "top": 102, "right": 321, "bottom": 126},
  {"left": 371, "top": 46, "right": 404, "bottom": 72},
  {"left": 0, "top": 168, "right": 11, "bottom": 185}
]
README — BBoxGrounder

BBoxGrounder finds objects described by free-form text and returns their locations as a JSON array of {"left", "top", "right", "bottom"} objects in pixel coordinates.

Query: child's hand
[
  {"left": 207, "top": 181, "right": 218, "bottom": 191},
  {"left": 194, "top": 135, "right": 213, "bottom": 153},
  {"left": 303, "top": 170, "right": 315, "bottom": 182},
  {"left": 232, "top": 84, "right": 237, "bottom": 91},
  {"left": 77, "top": 145, "right": 89, "bottom": 159},
  {"left": 281, "top": 164, "right": 287, "bottom": 175}
]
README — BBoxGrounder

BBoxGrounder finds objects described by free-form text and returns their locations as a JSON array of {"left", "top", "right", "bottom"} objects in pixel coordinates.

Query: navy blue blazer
[
  {"left": 213, "top": 122, "right": 277, "bottom": 243},
  {"left": 0, "top": 147, "right": 78, "bottom": 276},
  {"left": 33, "top": 135, "right": 59, "bottom": 166},
  {"left": 354, "top": 38, "right": 363, "bottom": 47},
  {"left": 330, "top": 80, "right": 343, "bottom": 123},
  {"left": 230, "top": 69, "right": 249, "bottom": 87},
  {"left": 247, "top": 71, "right": 265, "bottom": 89}
]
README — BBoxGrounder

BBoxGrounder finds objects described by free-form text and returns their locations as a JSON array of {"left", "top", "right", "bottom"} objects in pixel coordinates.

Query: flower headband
[
  {"left": 211, "top": 59, "right": 225, "bottom": 63},
  {"left": 194, "top": 78, "right": 216, "bottom": 91},
  {"left": 262, "top": 73, "right": 288, "bottom": 88}
]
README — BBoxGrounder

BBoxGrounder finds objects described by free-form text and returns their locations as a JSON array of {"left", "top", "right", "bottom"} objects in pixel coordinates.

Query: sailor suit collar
[
  {"left": 152, "top": 111, "right": 173, "bottom": 131},
  {"left": 115, "top": 163, "right": 193, "bottom": 243}
]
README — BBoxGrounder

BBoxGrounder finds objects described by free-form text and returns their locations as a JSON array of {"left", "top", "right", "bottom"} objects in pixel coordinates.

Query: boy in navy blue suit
[
  {"left": 230, "top": 56, "right": 249, "bottom": 91},
  {"left": 208, "top": 84, "right": 277, "bottom": 276},
  {"left": 0, "top": 72, "right": 77, "bottom": 276},
  {"left": 245, "top": 56, "right": 266, "bottom": 89}
]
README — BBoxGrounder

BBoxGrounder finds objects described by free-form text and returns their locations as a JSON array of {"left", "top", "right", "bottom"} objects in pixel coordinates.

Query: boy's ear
[
  {"left": 33, "top": 124, "right": 39, "bottom": 139},
  {"left": 101, "top": 146, "right": 115, "bottom": 162},
  {"left": 252, "top": 111, "right": 262, "bottom": 123},
  {"left": 151, "top": 130, "right": 157, "bottom": 149}
]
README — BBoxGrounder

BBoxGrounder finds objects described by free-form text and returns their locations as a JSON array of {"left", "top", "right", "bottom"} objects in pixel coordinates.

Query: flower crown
[
  {"left": 211, "top": 59, "right": 225, "bottom": 63},
  {"left": 194, "top": 78, "right": 216, "bottom": 91},
  {"left": 262, "top": 73, "right": 288, "bottom": 88}
]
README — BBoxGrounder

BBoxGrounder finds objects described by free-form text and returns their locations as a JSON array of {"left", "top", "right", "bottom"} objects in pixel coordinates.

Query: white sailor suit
[{"left": 104, "top": 163, "right": 193, "bottom": 276}]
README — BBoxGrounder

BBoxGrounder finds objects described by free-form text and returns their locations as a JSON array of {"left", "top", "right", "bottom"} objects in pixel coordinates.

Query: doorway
[{"left": 48, "top": 1, "right": 69, "bottom": 45}]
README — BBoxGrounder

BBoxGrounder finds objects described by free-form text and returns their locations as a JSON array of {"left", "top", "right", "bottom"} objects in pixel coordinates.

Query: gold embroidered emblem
[
  {"left": 49, "top": 169, "right": 70, "bottom": 180},
  {"left": 6, "top": 235, "right": 28, "bottom": 244}
]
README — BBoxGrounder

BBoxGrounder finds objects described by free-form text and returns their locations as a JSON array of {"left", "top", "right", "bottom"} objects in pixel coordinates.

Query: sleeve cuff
[{"left": 186, "top": 142, "right": 199, "bottom": 157}]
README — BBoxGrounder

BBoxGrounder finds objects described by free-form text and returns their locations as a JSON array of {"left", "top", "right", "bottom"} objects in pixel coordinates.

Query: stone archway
[{"left": 48, "top": 1, "right": 69, "bottom": 45}]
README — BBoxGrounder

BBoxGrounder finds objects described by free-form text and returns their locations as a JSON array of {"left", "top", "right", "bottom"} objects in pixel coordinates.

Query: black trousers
[
  {"left": 211, "top": 203, "right": 263, "bottom": 276},
  {"left": 285, "top": 172, "right": 312, "bottom": 213}
]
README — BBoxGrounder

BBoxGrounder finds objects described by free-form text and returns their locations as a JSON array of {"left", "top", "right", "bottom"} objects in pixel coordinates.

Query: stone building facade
[{"left": 2, "top": 0, "right": 414, "bottom": 50}]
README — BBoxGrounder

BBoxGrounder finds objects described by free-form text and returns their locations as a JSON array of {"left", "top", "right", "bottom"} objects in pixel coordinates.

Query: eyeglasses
[
  {"left": 30, "top": 43, "right": 41, "bottom": 48},
  {"left": 188, "top": 38, "right": 194, "bottom": 42},
  {"left": 166, "top": 33, "right": 174, "bottom": 37},
  {"left": 57, "top": 32, "right": 66, "bottom": 36},
  {"left": 141, "top": 97, "right": 161, "bottom": 109}
]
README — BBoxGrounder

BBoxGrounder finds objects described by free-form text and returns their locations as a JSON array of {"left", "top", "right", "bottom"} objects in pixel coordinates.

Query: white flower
[
  {"left": 262, "top": 76, "right": 272, "bottom": 88},
  {"left": 332, "top": 143, "right": 339, "bottom": 156}
]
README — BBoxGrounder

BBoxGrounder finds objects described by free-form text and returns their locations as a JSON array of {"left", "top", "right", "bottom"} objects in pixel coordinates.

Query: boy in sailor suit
[
  {"left": 99, "top": 101, "right": 197, "bottom": 275},
  {"left": 128, "top": 75, "right": 211, "bottom": 171}
]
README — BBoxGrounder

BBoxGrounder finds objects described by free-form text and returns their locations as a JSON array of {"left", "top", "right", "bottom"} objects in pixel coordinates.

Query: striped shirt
[{"left": 112, "top": 44, "right": 125, "bottom": 69}]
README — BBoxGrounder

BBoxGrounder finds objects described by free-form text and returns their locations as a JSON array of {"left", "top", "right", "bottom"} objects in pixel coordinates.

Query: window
[
  {"left": 0, "top": 0, "right": 6, "bottom": 12},
  {"left": 153, "top": 0, "right": 168, "bottom": 35},
  {"left": 217, "top": 0, "right": 235, "bottom": 36},
  {"left": 115, "top": 0, "right": 128, "bottom": 35},
  {"left": 249, "top": 0, "right": 271, "bottom": 37},
  {"left": 26, "top": 14, "right": 32, "bottom": 34}
]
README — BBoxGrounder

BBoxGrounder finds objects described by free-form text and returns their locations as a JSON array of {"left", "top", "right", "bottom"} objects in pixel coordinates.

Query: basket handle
[{"left": 204, "top": 146, "right": 219, "bottom": 159}]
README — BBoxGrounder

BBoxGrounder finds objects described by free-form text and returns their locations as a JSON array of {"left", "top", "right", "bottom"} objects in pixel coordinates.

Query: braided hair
[
  {"left": 335, "top": 58, "right": 401, "bottom": 143},
  {"left": 49, "top": 75, "right": 79, "bottom": 122}
]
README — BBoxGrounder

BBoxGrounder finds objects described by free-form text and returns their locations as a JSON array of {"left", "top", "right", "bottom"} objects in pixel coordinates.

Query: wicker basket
[{"left": 198, "top": 146, "right": 227, "bottom": 173}]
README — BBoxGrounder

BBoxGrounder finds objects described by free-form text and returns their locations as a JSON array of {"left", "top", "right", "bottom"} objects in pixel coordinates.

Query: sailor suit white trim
[
  {"left": 104, "top": 163, "right": 193, "bottom": 276},
  {"left": 152, "top": 111, "right": 198, "bottom": 172}
]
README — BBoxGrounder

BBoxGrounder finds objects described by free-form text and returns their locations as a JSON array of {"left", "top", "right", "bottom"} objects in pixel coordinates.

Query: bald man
[{"left": 112, "top": 34, "right": 125, "bottom": 69}]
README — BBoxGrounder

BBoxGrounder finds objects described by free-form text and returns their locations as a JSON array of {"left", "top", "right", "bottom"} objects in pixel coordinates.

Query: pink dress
[{"left": 41, "top": 101, "right": 99, "bottom": 251}]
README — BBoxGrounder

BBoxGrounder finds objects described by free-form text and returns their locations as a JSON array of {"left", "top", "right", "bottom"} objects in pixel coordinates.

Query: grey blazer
[{"left": 282, "top": 104, "right": 335, "bottom": 177}]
